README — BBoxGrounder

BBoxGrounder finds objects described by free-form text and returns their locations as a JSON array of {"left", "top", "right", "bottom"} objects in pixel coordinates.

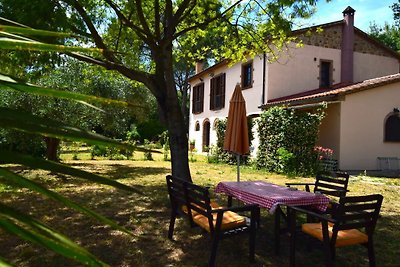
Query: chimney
[
  {"left": 195, "top": 61, "right": 204, "bottom": 74},
  {"left": 341, "top": 6, "right": 355, "bottom": 84}
]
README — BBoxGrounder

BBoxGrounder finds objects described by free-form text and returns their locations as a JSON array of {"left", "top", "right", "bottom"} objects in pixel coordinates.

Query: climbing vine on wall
[{"left": 256, "top": 105, "right": 326, "bottom": 176}]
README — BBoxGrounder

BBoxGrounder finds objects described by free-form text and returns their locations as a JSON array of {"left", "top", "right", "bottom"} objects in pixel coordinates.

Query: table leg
[
  {"left": 274, "top": 206, "right": 281, "bottom": 255},
  {"left": 227, "top": 196, "right": 232, "bottom": 207}
]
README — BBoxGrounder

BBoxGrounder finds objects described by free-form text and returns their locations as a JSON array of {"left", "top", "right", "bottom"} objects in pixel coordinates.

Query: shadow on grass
[{"left": 0, "top": 164, "right": 399, "bottom": 267}]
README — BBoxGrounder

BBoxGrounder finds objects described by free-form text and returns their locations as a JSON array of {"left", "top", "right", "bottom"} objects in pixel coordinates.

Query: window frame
[
  {"left": 210, "top": 73, "right": 226, "bottom": 111},
  {"left": 192, "top": 83, "right": 204, "bottom": 114},
  {"left": 384, "top": 111, "right": 400, "bottom": 142},
  {"left": 241, "top": 61, "right": 253, "bottom": 89},
  {"left": 319, "top": 59, "right": 333, "bottom": 88}
]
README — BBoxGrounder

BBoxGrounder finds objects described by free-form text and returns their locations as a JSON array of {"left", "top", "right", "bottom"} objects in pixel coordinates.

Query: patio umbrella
[{"left": 223, "top": 83, "right": 250, "bottom": 182}]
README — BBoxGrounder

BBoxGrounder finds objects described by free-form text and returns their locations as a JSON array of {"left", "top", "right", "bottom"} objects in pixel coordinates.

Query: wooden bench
[{"left": 166, "top": 175, "right": 258, "bottom": 266}]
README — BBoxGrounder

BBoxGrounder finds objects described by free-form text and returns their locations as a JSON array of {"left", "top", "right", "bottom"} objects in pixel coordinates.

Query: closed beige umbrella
[{"left": 223, "top": 84, "right": 249, "bottom": 182}]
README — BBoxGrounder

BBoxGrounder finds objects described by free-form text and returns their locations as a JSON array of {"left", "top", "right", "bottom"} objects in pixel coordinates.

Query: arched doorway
[{"left": 202, "top": 119, "right": 210, "bottom": 152}]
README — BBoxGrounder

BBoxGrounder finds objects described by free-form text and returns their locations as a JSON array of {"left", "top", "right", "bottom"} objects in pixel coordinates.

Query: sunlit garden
[
  {"left": 0, "top": 146, "right": 398, "bottom": 266},
  {"left": 1, "top": 0, "right": 400, "bottom": 266}
]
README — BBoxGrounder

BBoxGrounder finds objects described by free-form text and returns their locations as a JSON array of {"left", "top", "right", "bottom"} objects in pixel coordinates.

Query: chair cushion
[
  {"left": 302, "top": 222, "right": 368, "bottom": 247},
  {"left": 192, "top": 210, "right": 247, "bottom": 233}
]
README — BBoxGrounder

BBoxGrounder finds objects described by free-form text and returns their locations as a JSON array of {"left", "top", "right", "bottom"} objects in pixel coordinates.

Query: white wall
[
  {"left": 353, "top": 52, "right": 399, "bottom": 83},
  {"left": 267, "top": 44, "right": 341, "bottom": 100},
  {"left": 339, "top": 82, "right": 400, "bottom": 170},
  {"left": 188, "top": 56, "right": 265, "bottom": 153}
]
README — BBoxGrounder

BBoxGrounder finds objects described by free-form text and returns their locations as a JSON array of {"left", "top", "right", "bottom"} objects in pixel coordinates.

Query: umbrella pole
[{"left": 237, "top": 154, "right": 240, "bottom": 182}]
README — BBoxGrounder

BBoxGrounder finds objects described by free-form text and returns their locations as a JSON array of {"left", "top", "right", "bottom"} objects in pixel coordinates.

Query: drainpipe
[
  {"left": 261, "top": 52, "right": 266, "bottom": 105},
  {"left": 341, "top": 6, "right": 355, "bottom": 83}
]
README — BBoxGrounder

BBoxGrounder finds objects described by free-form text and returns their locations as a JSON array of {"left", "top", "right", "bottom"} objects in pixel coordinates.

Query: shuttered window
[
  {"left": 192, "top": 83, "right": 204, "bottom": 114},
  {"left": 210, "top": 73, "right": 226, "bottom": 110}
]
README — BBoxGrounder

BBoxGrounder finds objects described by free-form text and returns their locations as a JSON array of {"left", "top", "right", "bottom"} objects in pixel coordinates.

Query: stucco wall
[
  {"left": 317, "top": 103, "right": 341, "bottom": 160},
  {"left": 354, "top": 52, "right": 399, "bottom": 82},
  {"left": 188, "top": 56, "right": 264, "bottom": 153},
  {"left": 339, "top": 83, "right": 400, "bottom": 170},
  {"left": 267, "top": 44, "right": 341, "bottom": 100}
]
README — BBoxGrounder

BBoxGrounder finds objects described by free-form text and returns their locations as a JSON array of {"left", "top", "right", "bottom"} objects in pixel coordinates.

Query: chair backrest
[
  {"left": 166, "top": 175, "right": 214, "bottom": 231},
  {"left": 314, "top": 172, "right": 350, "bottom": 198},
  {"left": 331, "top": 194, "right": 383, "bottom": 243}
]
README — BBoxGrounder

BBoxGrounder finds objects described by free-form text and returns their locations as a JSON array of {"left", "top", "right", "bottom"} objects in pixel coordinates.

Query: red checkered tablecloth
[{"left": 215, "top": 181, "right": 330, "bottom": 214}]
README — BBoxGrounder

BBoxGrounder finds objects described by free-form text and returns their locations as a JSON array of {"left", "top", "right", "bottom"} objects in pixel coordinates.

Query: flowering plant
[{"left": 314, "top": 146, "right": 334, "bottom": 160}]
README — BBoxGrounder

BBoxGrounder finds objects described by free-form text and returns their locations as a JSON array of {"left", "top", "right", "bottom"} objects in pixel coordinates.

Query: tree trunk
[
  {"left": 154, "top": 45, "right": 192, "bottom": 182},
  {"left": 44, "top": 137, "right": 60, "bottom": 161}
]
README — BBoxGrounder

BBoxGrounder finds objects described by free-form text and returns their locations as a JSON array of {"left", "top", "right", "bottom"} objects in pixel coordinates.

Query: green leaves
[
  {"left": 0, "top": 107, "right": 128, "bottom": 148},
  {"left": 0, "top": 38, "right": 103, "bottom": 54},
  {"left": 256, "top": 106, "right": 325, "bottom": 176},
  {"left": 0, "top": 24, "right": 75, "bottom": 38},
  {"left": 0, "top": 72, "right": 131, "bottom": 108},
  {"left": 0, "top": 151, "right": 141, "bottom": 194},
  {"left": 0, "top": 167, "right": 133, "bottom": 237},
  {"left": 0, "top": 203, "right": 108, "bottom": 267}
]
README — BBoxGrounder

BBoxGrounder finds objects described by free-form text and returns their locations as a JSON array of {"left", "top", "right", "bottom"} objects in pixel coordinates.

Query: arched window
[
  {"left": 194, "top": 121, "right": 200, "bottom": 131},
  {"left": 384, "top": 110, "right": 400, "bottom": 142},
  {"left": 202, "top": 119, "right": 210, "bottom": 152}
]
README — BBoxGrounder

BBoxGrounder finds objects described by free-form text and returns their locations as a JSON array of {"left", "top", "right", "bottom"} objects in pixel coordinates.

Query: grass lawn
[{"left": 0, "top": 151, "right": 399, "bottom": 266}]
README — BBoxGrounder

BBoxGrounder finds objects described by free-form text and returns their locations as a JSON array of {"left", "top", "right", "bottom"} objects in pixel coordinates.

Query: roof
[
  {"left": 188, "top": 18, "right": 400, "bottom": 82},
  {"left": 262, "top": 73, "right": 400, "bottom": 108}
]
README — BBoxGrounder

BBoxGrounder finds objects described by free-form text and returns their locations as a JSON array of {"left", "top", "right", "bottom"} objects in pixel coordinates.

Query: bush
[
  {"left": 256, "top": 106, "right": 325, "bottom": 176},
  {"left": 0, "top": 129, "right": 46, "bottom": 158},
  {"left": 143, "top": 139, "right": 154, "bottom": 161}
]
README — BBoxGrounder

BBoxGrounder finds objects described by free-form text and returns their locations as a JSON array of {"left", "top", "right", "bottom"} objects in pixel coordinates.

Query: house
[{"left": 188, "top": 6, "right": 400, "bottom": 172}]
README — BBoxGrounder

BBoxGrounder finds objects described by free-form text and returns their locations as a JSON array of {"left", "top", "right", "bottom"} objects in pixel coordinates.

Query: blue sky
[{"left": 298, "top": 0, "right": 397, "bottom": 32}]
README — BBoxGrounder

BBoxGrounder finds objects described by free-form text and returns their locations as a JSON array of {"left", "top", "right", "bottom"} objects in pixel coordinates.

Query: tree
[
  {"left": 0, "top": 0, "right": 320, "bottom": 181},
  {"left": 0, "top": 59, "right": 153, "bottom": 161},
  {"left": 369, "top": 1, "right": 400, "bottom": 52}
]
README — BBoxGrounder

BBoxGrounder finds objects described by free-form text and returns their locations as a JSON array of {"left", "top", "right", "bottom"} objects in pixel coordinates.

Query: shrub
[
  {"left": 143, "top": 139, "right": 154, "bottom": 161},
  {"left": 256, "top": 105, "right": 325, "bottom": 176}
]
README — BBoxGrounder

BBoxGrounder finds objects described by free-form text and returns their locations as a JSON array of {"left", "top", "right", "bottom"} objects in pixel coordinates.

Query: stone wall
[{"left": 296, "top": 24, "right": 395, "bottom": 58}]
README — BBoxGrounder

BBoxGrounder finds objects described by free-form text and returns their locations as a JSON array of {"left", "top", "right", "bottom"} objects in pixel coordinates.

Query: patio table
[{"left": 215, "top": 180, "right": 330, "bottom": 254}]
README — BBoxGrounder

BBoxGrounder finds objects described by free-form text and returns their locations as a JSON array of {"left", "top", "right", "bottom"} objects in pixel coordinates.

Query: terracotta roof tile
[{"left": 263, "top": 73, "right": 400, "bottom": 108}]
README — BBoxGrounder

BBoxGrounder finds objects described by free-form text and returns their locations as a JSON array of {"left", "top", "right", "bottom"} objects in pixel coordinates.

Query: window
[
  {"left": 241, "top": 61, "right": 253, "bottom": 89},
  {"left": 192, "top": 83, "right": 204, "bottom": 114},
  {"left": 384, "top": 111, "right": 400, "bottom": 142},
  {"left": 202, "top": 119, "right": 210, "bottom": 152},
  {"left": 319, "top": 60, "right": 332, "bottom": 88},
  {"left": 210, "top": 73, "right": 226, "bottom": 110},
  {"left": 194, "top": 121, "right": 200, "bottom": 131}
]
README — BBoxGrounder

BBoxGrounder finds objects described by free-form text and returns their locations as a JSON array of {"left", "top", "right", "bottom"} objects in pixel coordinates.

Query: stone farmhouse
[{"left": 188, "top": 6, "right": 400, "bottom": 172}]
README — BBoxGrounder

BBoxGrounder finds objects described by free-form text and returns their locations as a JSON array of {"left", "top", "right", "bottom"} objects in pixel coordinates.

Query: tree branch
[
  {"left": 103, "top": 0, "right": 156, "bottom": 49},
  {"left": 173, "top": 0, "right": 243, "bottom": 39},
  {"left": 66, "top": 0, "right": 117, "bottom": 62},
  {"left": 134, "top": 0, "right": 154, "bottom": 40},
  {"left": 154, "top": 0, "right": 161, "bottom": 40}
]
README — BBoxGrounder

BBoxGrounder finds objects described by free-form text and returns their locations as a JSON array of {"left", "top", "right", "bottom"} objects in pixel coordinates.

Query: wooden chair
[
  {"left": 287, "top": 194, "right": 383, "bottom": 267},
  {"left": 286, "top": 172, "right": 350, "bottom": 212},
  {"left": 166, "top": 175, "right": 258, "bottom": 266}
]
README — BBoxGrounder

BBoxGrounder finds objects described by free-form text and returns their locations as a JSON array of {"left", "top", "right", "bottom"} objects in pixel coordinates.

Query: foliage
[
  {"left": 369, "top": 22, "right": 400, "bottom": 51},
  {"left": 0, "top": 0, "right": 322, "bottom": 183},
  {"left": 0, "top": 0, "right": 325, "bottom": 264},
  {"left": 0, "top": 129, "right": 46, "bottom": 158},
  {"left": 368, "top": 1, "right": 400, "bottom": 52},
  {"left": 256, "top": 106, "right": 325, "bottom": 176},
  {"left": 0, "top": 28, "right": 144, "bottom": 265},
  {"left": 143, "top": 140, "right": 154, "bottom": 161},
  {"left": 160, "top": 131, "right": 170, "bottom": 161}
]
